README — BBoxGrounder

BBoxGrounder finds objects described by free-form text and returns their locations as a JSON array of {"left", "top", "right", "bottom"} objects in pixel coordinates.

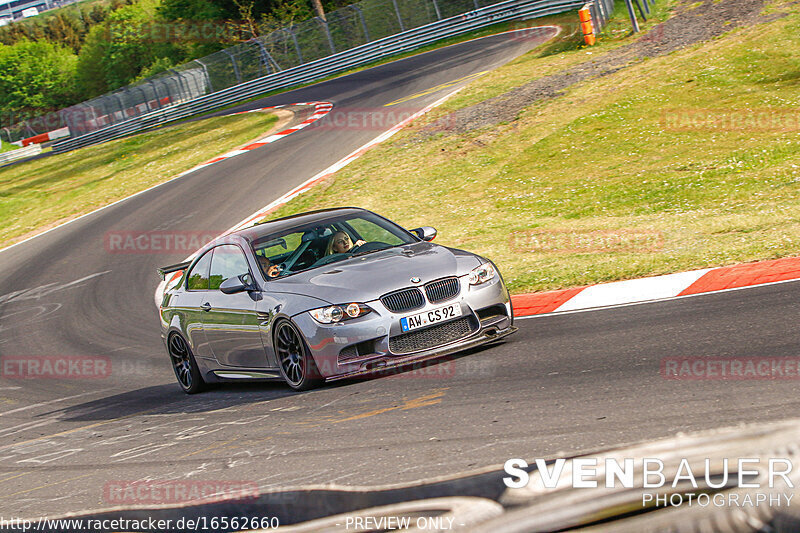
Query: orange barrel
[{"left": 579, "top": 4, "right": 595, "bottom": 45}]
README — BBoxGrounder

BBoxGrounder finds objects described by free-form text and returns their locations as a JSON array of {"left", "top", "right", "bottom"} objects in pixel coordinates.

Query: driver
[
  {"left": 326, "top": 231, "right": 366, "bottom": 255},
  {"left": 256, "top": 254, "right": 282, "bottom": 278}
]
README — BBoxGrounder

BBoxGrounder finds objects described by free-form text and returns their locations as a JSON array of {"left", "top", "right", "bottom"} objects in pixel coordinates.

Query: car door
[
  {"left": 181, "top": 249, "right": 215, "bottom": 361},
  {"left": 201, "top": 244, "right": 269, "bottom": 368}
]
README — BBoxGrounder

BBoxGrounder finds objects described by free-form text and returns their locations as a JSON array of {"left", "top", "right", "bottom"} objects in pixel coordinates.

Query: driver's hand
[
  {"left": 266, "top": 265, "right": 281, "bottom": 278},
  {"left": 355, "top": 239, "right": 366, "bottom": 247}
]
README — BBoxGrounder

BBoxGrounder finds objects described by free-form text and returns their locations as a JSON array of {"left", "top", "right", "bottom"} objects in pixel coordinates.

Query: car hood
[{"left": 267, "top": 242, "right": 483, "bottom": 305}]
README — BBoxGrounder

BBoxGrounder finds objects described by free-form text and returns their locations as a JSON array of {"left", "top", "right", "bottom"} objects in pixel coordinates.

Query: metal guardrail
[
  {"left": 0, "top": 143, "right": 41, "bottom": 164},
  {"left": 53, "top": 0, "right": 611, "bottom": 154}
]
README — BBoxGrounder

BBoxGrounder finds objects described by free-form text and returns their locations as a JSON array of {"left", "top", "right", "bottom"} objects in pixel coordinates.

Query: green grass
[
  {"left": 264, "top": 0, "right": 800, "bottom": 293},
  {"left": 0, "top": 142, "right": 19, "bottom": 153},
  {"left": 0, "top": 110, "right": 279, "bottom": 247}
]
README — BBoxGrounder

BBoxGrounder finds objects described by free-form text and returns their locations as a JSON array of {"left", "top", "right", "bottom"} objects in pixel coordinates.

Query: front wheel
[
  {"left": 274, "top": 320, "right": 322, "bottom": 391},
  {"left": 168, "top": 333, "right": 206, "bottom": 394}
]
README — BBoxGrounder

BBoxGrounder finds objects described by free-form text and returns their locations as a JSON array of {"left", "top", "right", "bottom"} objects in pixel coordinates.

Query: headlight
[
  {"left": 468, "top": 262, "right": 496, "bottom": 285},
  {"left": 309, "top": 303, "right": 372, "bottom": 324}
]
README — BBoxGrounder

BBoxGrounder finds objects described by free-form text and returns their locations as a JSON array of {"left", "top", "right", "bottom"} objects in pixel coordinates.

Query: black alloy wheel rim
[
  {"left": 276, "top": 323, "right": 305, "bottom": 387},
  {"left": 168, "top": 335, "right": 193, "bottom": 389}
]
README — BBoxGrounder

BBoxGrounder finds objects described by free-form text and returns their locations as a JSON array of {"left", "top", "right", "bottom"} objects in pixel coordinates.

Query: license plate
[{"left": 400, "top": 304, "right": 462, "bottom": 332}]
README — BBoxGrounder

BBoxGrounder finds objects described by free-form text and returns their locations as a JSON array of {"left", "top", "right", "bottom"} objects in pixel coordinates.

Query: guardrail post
[
  {"left": 146, "top": 80, "right": 163, "bottom": 110},
  {"left": 391, "top": 0, "right": 406, "bottom": 32},
  {"left": 430, "top": 0, "right": 442, "bottom": 20},
  {"left": 194, "top": 59, "right": 215, "bottom": 93},
  {"left": 168, "top": 69, "right": 189, "bottom": 102},
  {"left": 250, "top": 39, "right": 282, "bottom": 74},
  {"left": 223, "top": 49, "right": 243, "bottom": 83},
  {"left": 286, "top": 27, "right": 304, "bottom": 64},
  {"left": 132, "top": 86, "right": 147, "bottom": 114},
  {"left": 249, "top": 39, "right": 270, "bottom": 75},
  {"left": 122, "top": 87, "right": 135, "bottom": 117},
  {"left": 160, "top": 78, "right": 176, "bottom": 106},
  {"left": 351, "top": 5, "right": 372, "bottom": 40},
  {"left": 112, "top": 93, "right": 126, "bottom": 123},
  {"left": 624, "top": 0, "right": 640, "bottom": 32},
  {"left": 600, "top": 0, "right": 607, "bottom": 28},
  {"left": 264, "top": 50, "right": 282, "bottom": 72},
  {"left": 589, "top": 2, "right": 600, "bottom": 32},
  {"left": 634, "top": 0, "right": 647, "bottom": 20},
  {"left": 317, "top": 17, "right": 336, "bottom": 54}
]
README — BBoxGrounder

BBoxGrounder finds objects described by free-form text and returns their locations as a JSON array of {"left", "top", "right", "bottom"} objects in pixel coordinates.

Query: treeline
[{"left": 0, "top": 0, "right": 346, "bottom": 127}]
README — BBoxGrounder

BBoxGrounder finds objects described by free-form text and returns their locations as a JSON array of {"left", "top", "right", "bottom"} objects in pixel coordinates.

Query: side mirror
[
  {"left": 220, "top": 273, "right": 255, "bottom": 294},
  {"left": 410, "top": 226, "right": 437, "bottom": 242}
]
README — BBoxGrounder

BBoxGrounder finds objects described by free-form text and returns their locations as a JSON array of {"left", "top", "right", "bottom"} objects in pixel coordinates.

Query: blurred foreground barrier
[{"left": 14, "top": 419, "right": 800, "bottom": 533}]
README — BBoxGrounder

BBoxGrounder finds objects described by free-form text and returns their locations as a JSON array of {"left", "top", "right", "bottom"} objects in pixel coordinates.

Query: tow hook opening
[{"left": 364, "top": 360, "right": 387, "bottom": 371}]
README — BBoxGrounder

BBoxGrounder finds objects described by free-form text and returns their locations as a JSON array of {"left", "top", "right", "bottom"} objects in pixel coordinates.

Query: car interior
[{"left": 253, "top": 224, "right": 351, "bottom": 278}]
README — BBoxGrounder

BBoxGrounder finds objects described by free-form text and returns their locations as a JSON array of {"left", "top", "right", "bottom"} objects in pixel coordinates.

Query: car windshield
[{"left": 251, "top": 212, "right": 416, "bottom": 279}]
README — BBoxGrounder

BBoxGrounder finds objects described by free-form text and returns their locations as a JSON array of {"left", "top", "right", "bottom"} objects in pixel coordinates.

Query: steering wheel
[{"left": 349, "top": 241, "right": 390, "bottom": 253}]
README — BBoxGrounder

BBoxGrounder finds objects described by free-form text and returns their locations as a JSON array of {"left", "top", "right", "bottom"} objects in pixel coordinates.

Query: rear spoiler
[{"left": 157, "top": 261, "right": 191, "bottom": 280}]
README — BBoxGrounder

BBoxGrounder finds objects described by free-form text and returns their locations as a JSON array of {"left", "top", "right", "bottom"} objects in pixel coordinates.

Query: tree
[
  {"left": 74, "top": 24, "right": 111, "bottom": 96},
  {"left": 76, "top": 0, "right": 185, "bottom": 96},
  {"left": 0, "top": 40, "right": 77, "bottom": 120}
]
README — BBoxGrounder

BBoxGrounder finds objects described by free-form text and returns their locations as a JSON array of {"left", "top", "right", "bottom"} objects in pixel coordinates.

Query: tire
[
  {"left": 167, "top": 333, "right": 206, "bottom": 394},
  {"left": 274, "top": 320, "right": 323, "bottom": 391}
]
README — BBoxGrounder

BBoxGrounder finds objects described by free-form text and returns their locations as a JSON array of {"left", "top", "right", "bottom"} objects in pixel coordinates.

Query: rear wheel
[
  {"left": 274, "top": 320, "right": 322, "bottom": 391},
  {"left": 168, "top": 333, "right": 206, "bottom": 394}
]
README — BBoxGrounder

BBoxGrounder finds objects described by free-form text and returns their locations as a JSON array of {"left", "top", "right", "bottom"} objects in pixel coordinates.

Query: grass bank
[
  {"left": 265, "top": 0, "right": 800, "bottom": 293},
  {"left": 0, "top": 111, "right": 279, "bottom": 247}
]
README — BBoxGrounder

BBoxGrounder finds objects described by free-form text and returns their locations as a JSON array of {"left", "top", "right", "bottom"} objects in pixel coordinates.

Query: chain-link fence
[{"left": 2, "top": 0, "right": 610, "bottom": 145}]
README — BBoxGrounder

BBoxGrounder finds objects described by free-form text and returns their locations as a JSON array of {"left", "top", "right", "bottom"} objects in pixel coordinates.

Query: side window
[
  {"left": 209, "top": 245, "right": 250, "bottom": 291},
  {"left": 186, "top": 251, "right": 212, "bottom": 291}
]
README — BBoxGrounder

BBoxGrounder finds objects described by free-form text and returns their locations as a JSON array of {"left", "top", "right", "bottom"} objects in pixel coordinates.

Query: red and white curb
[
  {"left": 511, "top": 256, "right": 800, "bottom": 317},
  {"left": 155, "top": 87, "right": 469, "bottom": 306},
  {"left": 176, "top": 101, "right": 333, "bottom": 176},
  {"left": 17, "top": 127, "right": 70, "bottom": 147}
]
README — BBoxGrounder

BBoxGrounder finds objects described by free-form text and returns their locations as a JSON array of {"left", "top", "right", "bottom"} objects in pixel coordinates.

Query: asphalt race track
[{"left": 1, "top": 29, "right": 799, "bottom": 518}]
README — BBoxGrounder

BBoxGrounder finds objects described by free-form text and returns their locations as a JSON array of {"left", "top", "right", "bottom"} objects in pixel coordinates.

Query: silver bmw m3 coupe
[{"left": 158, "top": 207, "right": 515, "bottom": 392}]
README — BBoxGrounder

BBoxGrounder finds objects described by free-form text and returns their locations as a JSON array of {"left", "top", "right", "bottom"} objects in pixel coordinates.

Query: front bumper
[
  {"left": 326, "top": 324, "right": 516, "bottom": 382},
  {"left": 292, "top": 273, "right": 514, "bottom": 379}
]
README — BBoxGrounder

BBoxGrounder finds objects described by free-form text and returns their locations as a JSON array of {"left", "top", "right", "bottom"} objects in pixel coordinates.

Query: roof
[{"left": 234, "top": 207, "right": 369, "bottom": 242}]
